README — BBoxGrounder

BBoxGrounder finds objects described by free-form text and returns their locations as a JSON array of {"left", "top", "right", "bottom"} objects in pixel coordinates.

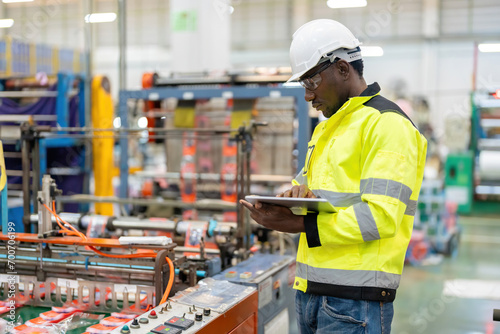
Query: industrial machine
[
  {"left": 407, "top": 180, "right": 461, "bottom": 265},
  {"left": 106, "top": 254, "right": 295, "bottom": 334},
  {"left": 0, "top": 130, "right": 297, "bottom": 333},
  {"left": 445, "top": 89, "right": 500, "bottom": 215},
  {"left": 213, "top": 254, "right": 296, "bottom": 334},
  {"left": 108, "top": 279, "right": 258, "bottom": 334},
  {"left": 0, "top": 172, "right": 290, "bottom": 333}
]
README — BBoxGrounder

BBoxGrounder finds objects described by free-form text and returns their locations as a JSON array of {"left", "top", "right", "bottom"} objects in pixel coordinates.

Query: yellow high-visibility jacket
[{"left": 293, "top": 83, "right": 427, "bottom": 302}]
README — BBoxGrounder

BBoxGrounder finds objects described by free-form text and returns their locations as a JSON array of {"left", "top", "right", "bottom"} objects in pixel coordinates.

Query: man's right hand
[{"left": 277, "top": 185, "right": 316, "bottom": 198}]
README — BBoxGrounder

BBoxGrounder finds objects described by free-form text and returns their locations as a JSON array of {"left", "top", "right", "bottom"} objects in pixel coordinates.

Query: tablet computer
[{"left": 244, "top": 195, "right": 336, "bottom": 215}]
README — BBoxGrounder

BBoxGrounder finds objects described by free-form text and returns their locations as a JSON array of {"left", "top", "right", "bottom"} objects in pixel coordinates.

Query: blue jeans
[{"left": 295, "top": 290, "right": 394, "bottom": 334}]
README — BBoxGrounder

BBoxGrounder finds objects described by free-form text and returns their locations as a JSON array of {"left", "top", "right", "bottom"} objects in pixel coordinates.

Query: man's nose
[{"left": 304, "top": 89, "right": 315, "bottom": 102}]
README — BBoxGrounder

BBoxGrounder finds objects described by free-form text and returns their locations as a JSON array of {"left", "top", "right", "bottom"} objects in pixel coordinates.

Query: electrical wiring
[
  {"left": 42, "top": 201, "right": 157, "bottom": 258},
  {"left": 51, "top": 201, "right": 86, "bottom": 238}
]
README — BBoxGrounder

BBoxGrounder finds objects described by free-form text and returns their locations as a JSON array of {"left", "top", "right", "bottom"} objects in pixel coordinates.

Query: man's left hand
[{"left": 239, "top": 200, "right": 305, "bottom": 233}]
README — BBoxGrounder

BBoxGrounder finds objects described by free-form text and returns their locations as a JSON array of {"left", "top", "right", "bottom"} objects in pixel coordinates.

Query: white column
[
  {"left": 422, "top": 0, "right": 439, "bottom": 39},
  {"left": 118, "top": 0, "right": 127, "bottom": 90},
  {"left": 170, "top": 0, "right": 231, "bottom": 73},
  {"left": 292, "top": 0, "right": 311, "bottom": 33},
  {"left": 421, "top": 0, "right": 439, "bottom": 96},
  {"left": 0, "top": 3, "right": 6, "bottom": 40}
]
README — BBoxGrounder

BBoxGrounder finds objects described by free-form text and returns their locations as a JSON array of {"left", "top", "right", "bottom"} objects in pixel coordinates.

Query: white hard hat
[{"left": 288, "top": 19, "right": 362, "bottom": 82}]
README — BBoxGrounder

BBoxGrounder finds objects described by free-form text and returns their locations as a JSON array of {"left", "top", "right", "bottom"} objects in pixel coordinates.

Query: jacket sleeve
[{"left": 304, "top": 113, "right": 422, "bottom": 247}]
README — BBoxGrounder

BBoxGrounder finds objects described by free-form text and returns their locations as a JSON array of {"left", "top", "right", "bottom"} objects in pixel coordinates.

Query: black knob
[
  {"left": 203, "top": 308, "right": 211, "bottom": 316},
  {"left": 130, "top": 318, "right": 140, "bottom": 329},
  {"left": 195, "top": 312, "right": 203, "bottom": 321}
]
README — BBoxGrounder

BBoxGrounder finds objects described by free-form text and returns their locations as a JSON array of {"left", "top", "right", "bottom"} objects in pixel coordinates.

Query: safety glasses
[{"left": 299, "top": 58, "right": 338, "bottom": 90}]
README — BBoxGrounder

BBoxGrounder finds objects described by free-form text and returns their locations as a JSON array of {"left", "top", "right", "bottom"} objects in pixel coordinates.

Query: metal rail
[
  {"left": 28, "top": 213, "right": 236, "bottom": 235},
  {"left": 57, "top": 194, "right": 237, "bottom": 210},
  {"left": 34, "top": 126, "right": 239, "bottom": 133},
  {"left": 0, "top": 115, "right": 57, "bottom": 122},
  {"left": 2, "top": 259, "right": 155, "bottom": 276},
  {"left": 0, "top": 90, "right": 78, "bottom": 98},
  {"left": 475, "top": 185, "right": 500, "bottom": 195},
  {"left": 478, "top": 139, "right": 500, "bottom": 151},
  {"left": 133, "top": 171, "right": 293, "bottom": 183}
]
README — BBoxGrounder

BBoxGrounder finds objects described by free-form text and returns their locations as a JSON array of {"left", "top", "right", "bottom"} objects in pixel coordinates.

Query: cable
[
  {"left": 159, "top": 256, "right": 175, "bottom": 305},
  {"left": 49, "top": 201, "right": 85, "bottom": 239},
  {"left": 41, "top": 201, "right": 158, "bottom": 259},
  {"left": 87, "top": 245, "right": 157, "bottom": 259}
]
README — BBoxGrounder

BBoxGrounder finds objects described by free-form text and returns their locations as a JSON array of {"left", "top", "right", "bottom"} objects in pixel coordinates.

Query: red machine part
[
  {"left": 142, "top": 72, "right": 159, "bottom": 142},
  {"left": 406, "top": 230, "right": 429, "bottom": 265}
]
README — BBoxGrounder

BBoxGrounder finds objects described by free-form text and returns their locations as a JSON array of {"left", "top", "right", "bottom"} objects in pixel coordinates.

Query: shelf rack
[{"left": 117, "top": 85, "right": 310, "bottom": 199}]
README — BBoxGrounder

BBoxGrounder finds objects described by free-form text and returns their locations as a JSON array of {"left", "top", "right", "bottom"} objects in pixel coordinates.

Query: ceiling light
[
  {"left": 0, "top": 19, "right": 14, "bottom": 28},
  {"left": 327, "top": 0, "right": 367, "bottom": 9},
  {"left": 478, "top": 43, "right": 500, "bottom": 53},
  {"left": 137, "top": 117, "right": 148, "bottom": 129},
  {"left": 2, "top": 0, "right": 34, "bottom": 3},
  {"left": 361, "top": 46, "right": 384, "bottom": 57},
  {"left": 113, "top": 117, "right": 121, "bottom": 129},
  {"left": 84, "top": 12, "right": 117, "bottom": 24}
]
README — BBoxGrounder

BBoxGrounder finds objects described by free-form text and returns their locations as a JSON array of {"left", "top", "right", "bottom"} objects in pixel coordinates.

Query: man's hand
[
  {"left": 239, "top": 200, "right": 305, "bottom": 233},
  {"left": 277, "top": 185, "right": 316, "bottom": 198}
]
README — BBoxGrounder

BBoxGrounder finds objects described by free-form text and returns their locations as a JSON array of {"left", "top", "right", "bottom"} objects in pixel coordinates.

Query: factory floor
[{"left": 393, "top": 216, "right": 500, "bottom": 334}]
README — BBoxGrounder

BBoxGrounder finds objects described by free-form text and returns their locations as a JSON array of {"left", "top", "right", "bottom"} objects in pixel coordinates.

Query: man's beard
[{"left": 322, "top": 101, "right": 345, "bottom": 118}]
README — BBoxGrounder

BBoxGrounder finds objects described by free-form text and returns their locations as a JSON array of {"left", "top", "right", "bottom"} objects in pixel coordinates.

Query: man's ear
[{"left": 336, "top": 60, "right": 350, "bottom": 81}]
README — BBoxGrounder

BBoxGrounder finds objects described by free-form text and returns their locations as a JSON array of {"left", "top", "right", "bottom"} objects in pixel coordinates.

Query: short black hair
[{"left": 350, "top": 59, "right": 364, "bottom": 78}]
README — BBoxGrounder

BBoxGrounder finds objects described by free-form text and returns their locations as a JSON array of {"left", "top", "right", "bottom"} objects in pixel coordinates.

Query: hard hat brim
[
  {"left": 287, "top": 47, "right": 362, "bottom": 83},
  {"left": 286, "top": 71, "right": 305, "bottom": 83}
]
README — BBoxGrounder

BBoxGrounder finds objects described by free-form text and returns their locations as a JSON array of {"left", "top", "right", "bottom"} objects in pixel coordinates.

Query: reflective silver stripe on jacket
[
  {"left": 360, "top": 178, "right": 412, "bottom": 206},
  {"left": 360, "top": 178, "right": 416, "bottom": 216},
  {"left": 296, "top": 262, "right": 401, "bottom": 289},
  {"left": 303, "top": 178, "right": 417, "bottom": 216},
  {"left": 404, "top": 200, "right": 417, "bottom": 216},
  {"left": 353, "top": 202, "right": 380, "bottom": 241},
  {"left": 294, "top": 170, "right": 307, "bottom": 185},
  {"left": 314, "top": 189, "right": 362, "bottom": 208}
]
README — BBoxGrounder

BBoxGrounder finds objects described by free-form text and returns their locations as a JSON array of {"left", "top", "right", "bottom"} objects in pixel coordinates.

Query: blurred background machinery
[{"left": 445, "top": 89, "right": 500, "bottom": 215}]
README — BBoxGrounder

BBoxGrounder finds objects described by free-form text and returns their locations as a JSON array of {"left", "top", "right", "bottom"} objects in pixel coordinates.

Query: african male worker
[{"left": 240, "top": 19, "right": 427, "bottom": 334}]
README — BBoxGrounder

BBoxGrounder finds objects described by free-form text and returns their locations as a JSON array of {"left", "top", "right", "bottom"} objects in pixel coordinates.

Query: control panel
[{"left": 109, "top": 300, "right": 222, "bottom": 334}]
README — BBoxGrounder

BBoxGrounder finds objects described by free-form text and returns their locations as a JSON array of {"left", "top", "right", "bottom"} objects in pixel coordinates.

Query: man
[{"left": 240, "top": 19, "right": 427, "bottom": 333}]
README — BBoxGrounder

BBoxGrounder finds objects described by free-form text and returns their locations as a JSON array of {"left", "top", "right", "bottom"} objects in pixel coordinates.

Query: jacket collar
[
  {"left": 326, "top": 82, "right": 381, "bottom": 127},
  {"left": 359, "top": 82, "right": 381, "bottom": 97}
]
